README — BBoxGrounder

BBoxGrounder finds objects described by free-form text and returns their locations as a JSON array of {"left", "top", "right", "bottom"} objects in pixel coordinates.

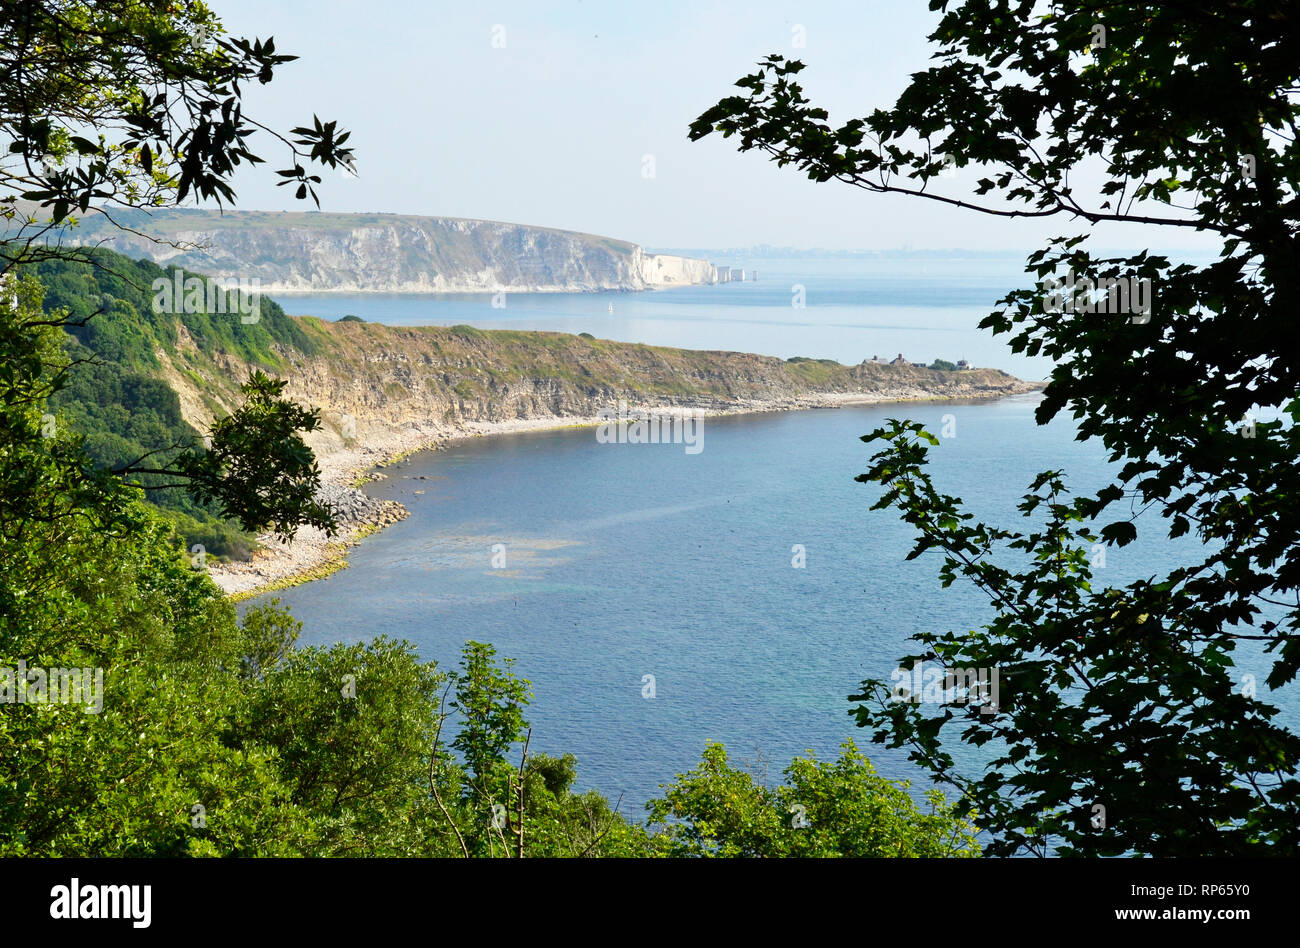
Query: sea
[{"left": 251, "top": 252, "right": 1293, "bottom": 816}]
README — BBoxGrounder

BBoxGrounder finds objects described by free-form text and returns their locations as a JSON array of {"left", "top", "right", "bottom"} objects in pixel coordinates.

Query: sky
[{"left": 212, "top": 0, "right": 1218, "bottom": 255}]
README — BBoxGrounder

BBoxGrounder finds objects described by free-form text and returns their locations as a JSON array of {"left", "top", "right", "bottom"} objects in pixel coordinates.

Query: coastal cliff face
[
  {"left": 66, "top": 208, "right": 715, "bottom": 292},
  {"left": 158, "top": 316, "right": 1040, "bottom": 467},
  {"left": 629, "top": 248, "right": 714, "bottom": 288}
]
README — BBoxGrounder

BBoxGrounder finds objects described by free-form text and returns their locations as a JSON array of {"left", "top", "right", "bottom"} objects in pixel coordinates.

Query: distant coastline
[{"left": 47, "top": 205, "right": 721, "bottom": 294}]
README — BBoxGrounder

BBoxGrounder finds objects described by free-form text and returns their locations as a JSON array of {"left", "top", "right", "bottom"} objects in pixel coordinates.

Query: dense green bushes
[
  {"left": 31, "top": 248, "right": 319, "bottom": 367},
  {"left": 648, "top": 741, "right": 980, "bottom": 857},
  {"left": 25, "top": 248, "right": 334, "bottom": 561}
]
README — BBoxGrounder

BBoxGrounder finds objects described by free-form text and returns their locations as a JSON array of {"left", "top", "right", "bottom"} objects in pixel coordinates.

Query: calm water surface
[
  {"left": 256, "top": 254, "right": 1288, "bottom": 813},
  {"left": 255, "top": 394, "right": 1291, "bottom": 811}
]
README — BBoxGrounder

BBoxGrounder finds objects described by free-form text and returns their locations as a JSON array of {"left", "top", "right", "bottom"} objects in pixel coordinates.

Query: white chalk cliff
[{"left": 65, "top": 208, "right": 718, "bottom": 293}]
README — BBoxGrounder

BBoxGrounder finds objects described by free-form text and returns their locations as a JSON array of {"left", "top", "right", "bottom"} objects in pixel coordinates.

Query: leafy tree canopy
[
  {"left": 1, "top": 0, "right": 355, "bottom": 263},
  {"left": 646, "top": 740, "right": 981, "bottom": 857}
]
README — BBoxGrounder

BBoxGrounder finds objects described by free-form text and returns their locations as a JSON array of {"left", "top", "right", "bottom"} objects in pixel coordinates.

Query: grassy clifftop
[
  {"left": 67, "top": 206, "right": 640, "bottom": 244},
  {"left": 273, "top": 317, "right": 1034, "bottom": 427}
]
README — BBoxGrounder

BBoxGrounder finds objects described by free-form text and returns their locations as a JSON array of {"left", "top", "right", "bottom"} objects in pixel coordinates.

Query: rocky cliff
[
  {"left": 64, "top": 208, "right": 716, "bottom": 293},
  {"left": 158, "top": 316, "right": 1040, "bottom": 470}
]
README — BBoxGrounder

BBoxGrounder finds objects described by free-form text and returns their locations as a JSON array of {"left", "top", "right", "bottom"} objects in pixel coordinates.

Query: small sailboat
[{"left": 607, "top": 302, "right": 614, "bottom": 314}]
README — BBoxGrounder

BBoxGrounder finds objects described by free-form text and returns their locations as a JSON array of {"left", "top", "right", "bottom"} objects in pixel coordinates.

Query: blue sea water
[{"left": 254, "top": 255, "right": 1295, "bottom": 815}]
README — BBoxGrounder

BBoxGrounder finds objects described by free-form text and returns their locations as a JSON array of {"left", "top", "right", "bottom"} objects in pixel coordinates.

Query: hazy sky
[{"left": 213, "top": 0, "right": 1217, "bottom": 254}]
